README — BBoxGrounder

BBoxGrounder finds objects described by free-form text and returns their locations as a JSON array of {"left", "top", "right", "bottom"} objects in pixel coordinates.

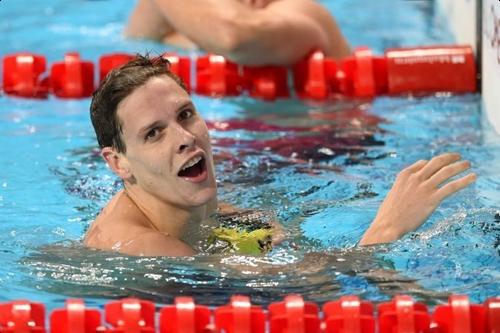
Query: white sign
[
  {"left": 437, "top": 0, "right": 478, "bottom": 53},
  {"left": 482, "top": 0, "right": 500, "bottom": 134}
]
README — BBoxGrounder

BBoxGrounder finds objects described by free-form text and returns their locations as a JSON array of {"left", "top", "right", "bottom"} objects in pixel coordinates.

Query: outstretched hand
[{"left": 359, "top": 153, "right": 477, "bottom": 245}]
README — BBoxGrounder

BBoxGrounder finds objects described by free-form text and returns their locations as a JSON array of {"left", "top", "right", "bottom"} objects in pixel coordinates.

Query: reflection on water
[{"left": 23, "top": 243, "right": 449, "bottom": 306}]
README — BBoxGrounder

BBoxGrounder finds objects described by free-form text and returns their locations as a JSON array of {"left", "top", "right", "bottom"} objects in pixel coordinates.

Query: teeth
[{"left": 181, "top": 156, "right": 202, "bottom": 171}]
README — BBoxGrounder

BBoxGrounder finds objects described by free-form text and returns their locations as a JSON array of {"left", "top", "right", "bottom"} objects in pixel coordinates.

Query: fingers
[
  {"left": 397, "top": 159, "right": 427, "bottom": 179},
  {"left": 427, "top": 159, "right": 471, "bottom": 187},
  {"left": 436, "top": 172, "right": 477, "bottom": 201},
  {"left": 419, "top": 153, "right": 461, "bottom": 180},
  {"left": 406, "top": 159, "right": 428, "bottom": 173}
]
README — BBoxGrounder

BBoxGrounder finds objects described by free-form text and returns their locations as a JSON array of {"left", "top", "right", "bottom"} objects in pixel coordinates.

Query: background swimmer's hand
[{"left": 359, "top": 153, "right": 477, "bottom": 246}]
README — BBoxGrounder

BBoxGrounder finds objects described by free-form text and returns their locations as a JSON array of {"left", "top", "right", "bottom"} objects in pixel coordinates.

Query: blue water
[{"left": 0, "top": 0, "right": 499, "bottom": 310}]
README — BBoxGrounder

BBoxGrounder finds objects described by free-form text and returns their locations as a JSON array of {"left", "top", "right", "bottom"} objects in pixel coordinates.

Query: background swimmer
[
  {"left": 125, "top": 0, "right": 351, "bottom": 65},
  {"left": 84, "top": 55, "right": 477, "bottom": 256}
]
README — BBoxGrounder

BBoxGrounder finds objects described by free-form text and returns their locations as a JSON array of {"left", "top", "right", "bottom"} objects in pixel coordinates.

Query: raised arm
[
  {"left": 128, "top": 0, "right": 350, "bottom": 65},
  {"left": 360, "top": 153, "right": 477, "bottom": 245},
  {"left": 125, "top": 0, "right": 175, "bottom": 41}
]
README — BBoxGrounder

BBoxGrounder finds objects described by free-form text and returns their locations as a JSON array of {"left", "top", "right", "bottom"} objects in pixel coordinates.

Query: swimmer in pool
[
  {"left": 83, "top": 55, "right": 477, "bottom": 256},
  {"left": 124, "top": 0, "right": 351, "bottom": 65}
]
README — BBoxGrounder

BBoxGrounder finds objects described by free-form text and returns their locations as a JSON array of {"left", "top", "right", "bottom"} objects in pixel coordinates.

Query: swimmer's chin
[{"left": 182, "top": 187, "right": 218, "bottom": 209}]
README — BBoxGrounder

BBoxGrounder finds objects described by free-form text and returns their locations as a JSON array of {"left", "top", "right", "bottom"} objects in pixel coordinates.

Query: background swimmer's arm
[
  {"left": 148, "top": 0, "right": 350, "bottom": 65},
  {"left": 359, "top": 153, "right": 477, "bottom": 245},
  {"left": 236, "top": 0, "right": 280, "bottom": 9},
  {"left": 125, "top": 0, "right": 175, "bottom": 41},
  {"left": 119, "top": 231, "right": 196, "bottom": 257}
]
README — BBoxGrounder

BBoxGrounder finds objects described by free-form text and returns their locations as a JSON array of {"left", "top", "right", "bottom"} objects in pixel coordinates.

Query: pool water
[{"left": 0, "top": 0, "right": 499, "bottom": 309}]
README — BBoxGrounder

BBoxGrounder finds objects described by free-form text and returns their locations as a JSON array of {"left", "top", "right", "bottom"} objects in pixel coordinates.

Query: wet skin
[{"left": 84, "top": 75, "right": 218, "bottom": 256}]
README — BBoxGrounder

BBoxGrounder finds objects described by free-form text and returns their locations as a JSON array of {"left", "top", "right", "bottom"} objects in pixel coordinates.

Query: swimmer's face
[{"left": 112, "top": 75, "right": 216, "bottom": 207}]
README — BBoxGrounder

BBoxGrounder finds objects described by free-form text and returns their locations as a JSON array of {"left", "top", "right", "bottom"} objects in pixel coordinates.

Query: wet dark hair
[{"left": 90, "top": 54, "right": 187, "bottom": 153}]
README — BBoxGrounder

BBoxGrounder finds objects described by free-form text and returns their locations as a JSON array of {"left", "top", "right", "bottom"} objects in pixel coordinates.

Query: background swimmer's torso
[{"left": 0, "top": 0, "right": 499, "bottom": 308}]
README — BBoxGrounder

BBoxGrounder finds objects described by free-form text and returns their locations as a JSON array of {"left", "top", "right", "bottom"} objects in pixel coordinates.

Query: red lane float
[
  {"left": 215, "top": 295, "right": 266, "bottom": 333},
  {"left": 378, "top": 295, "right": 430, "bottom": 333},
  {"left": 160, "top": 297, "right": 211, "bottom": 333},
  {"left": 293, "top": 50, "right": 337, "bottom": 100},
  {"left": 0, "top": 295, "right": 498, "bottom": 333},
  {"left": 268, "top": 295, "right": 320, "bottom": 333},
  {"left": 196, "top": 54, "right": 244, "bottom": 96},
  {"left": 385, "top": 45, "right": 476, "bottom": 95},
  {"left": 486, "top": 297, "right": 500, "bottom": 333},
  {"left": 243, "top": 65, "right": 289, "bottom": 101},
  {"left": 0, "top": 45, "right": 477, "bottom": 100},
  {"left": 99, "top": 53, "right": 135, "bottom": 82},
  {"left": 432, "top": 295, "right": 487, "bottom": 333},
  {"left": 323, "top": 296, "right": 375, "bottom": 333},
  {"left": 104, "top": 298, "right": 155, "bottom": 333},
  {"left": 0, "top": 300, "right": 46, "bottom": 332},
  {"left": 337, "top": 47, "right": 385, "bottom": 98},
  {"left": 50, "top": 52, "right": 94, "bottom": 98},
  {"left": 2, "top": 53, "right": 50, "bottom": 98},
  {"left": 337, "top": 45, "right": 476, "bottom": 98},
  {"left": 161, "top": 53, "right": 192, "bottom": 93},
  {"left": 50, "top": 299, "right": 101, "bottom": 333}
]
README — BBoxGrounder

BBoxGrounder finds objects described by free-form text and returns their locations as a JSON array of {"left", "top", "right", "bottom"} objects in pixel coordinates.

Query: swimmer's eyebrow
[
  {"left": 138, "top": 120, "right": 165, "bottom": 138},
  {"left": 176, "top": 101, "right": 196, "bottom": 113},
  {"left": 137, "top": 101, "right": 195, "bottom": 137}
]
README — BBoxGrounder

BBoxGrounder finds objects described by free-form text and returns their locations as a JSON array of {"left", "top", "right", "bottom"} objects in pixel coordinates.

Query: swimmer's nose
[{"left": 176, "top": 126, "right": 196, "bottom": 153}]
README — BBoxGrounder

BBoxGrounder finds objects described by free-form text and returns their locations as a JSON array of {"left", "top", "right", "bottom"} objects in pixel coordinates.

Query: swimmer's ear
[{"left": 101, "top": 147, "right": 133, "bottom": 180}]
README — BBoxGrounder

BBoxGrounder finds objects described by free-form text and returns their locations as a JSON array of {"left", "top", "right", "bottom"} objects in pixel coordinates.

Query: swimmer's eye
[
  {"left": 178, "top": 108, "right": 195, "bottom": 121},
  {"left": 145, "top": 127, "right": 162, "bottom": 142}
]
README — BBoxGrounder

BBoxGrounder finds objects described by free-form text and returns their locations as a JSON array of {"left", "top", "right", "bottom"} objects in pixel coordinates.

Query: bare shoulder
[
  {"left": 83, "top": 191, "right": 195, "bottom": 257},
  {"left": 118, "top": 231, "right": 196, "bottom": 257},
  {"left": 85, "top": 224, "right": 195, "bottom": 257},
  {"left": 83, "top": 191, "right": 140, "bottom": 247}
]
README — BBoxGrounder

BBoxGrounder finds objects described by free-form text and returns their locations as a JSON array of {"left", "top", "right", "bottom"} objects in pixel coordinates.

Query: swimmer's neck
[{"left": 122, "top": 185, "right": 217, "bottom": 239}]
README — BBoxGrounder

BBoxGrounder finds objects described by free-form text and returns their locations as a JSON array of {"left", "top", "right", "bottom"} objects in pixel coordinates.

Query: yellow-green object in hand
[
  {"left": 207, "top": 209, "right": 275, "bottom": 255},
  {"left": 208, "top": 227, "right": 273, "bottom": 255}
]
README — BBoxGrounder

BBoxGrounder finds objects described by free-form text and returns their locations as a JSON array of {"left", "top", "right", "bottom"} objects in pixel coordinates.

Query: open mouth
[{"left": 178, "top": 156, "right": 207, "bottom": 179}]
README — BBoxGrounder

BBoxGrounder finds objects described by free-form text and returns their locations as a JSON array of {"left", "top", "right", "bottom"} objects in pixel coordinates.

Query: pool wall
[
  {"left": 436, "top": 0, "right": 479, "bottom": 54},
  {"left": 481, "top": 0, "right": 500, "bottom": 135},
  {"left": 438, "top": 0, "right": 500, "bottom": 135}
]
